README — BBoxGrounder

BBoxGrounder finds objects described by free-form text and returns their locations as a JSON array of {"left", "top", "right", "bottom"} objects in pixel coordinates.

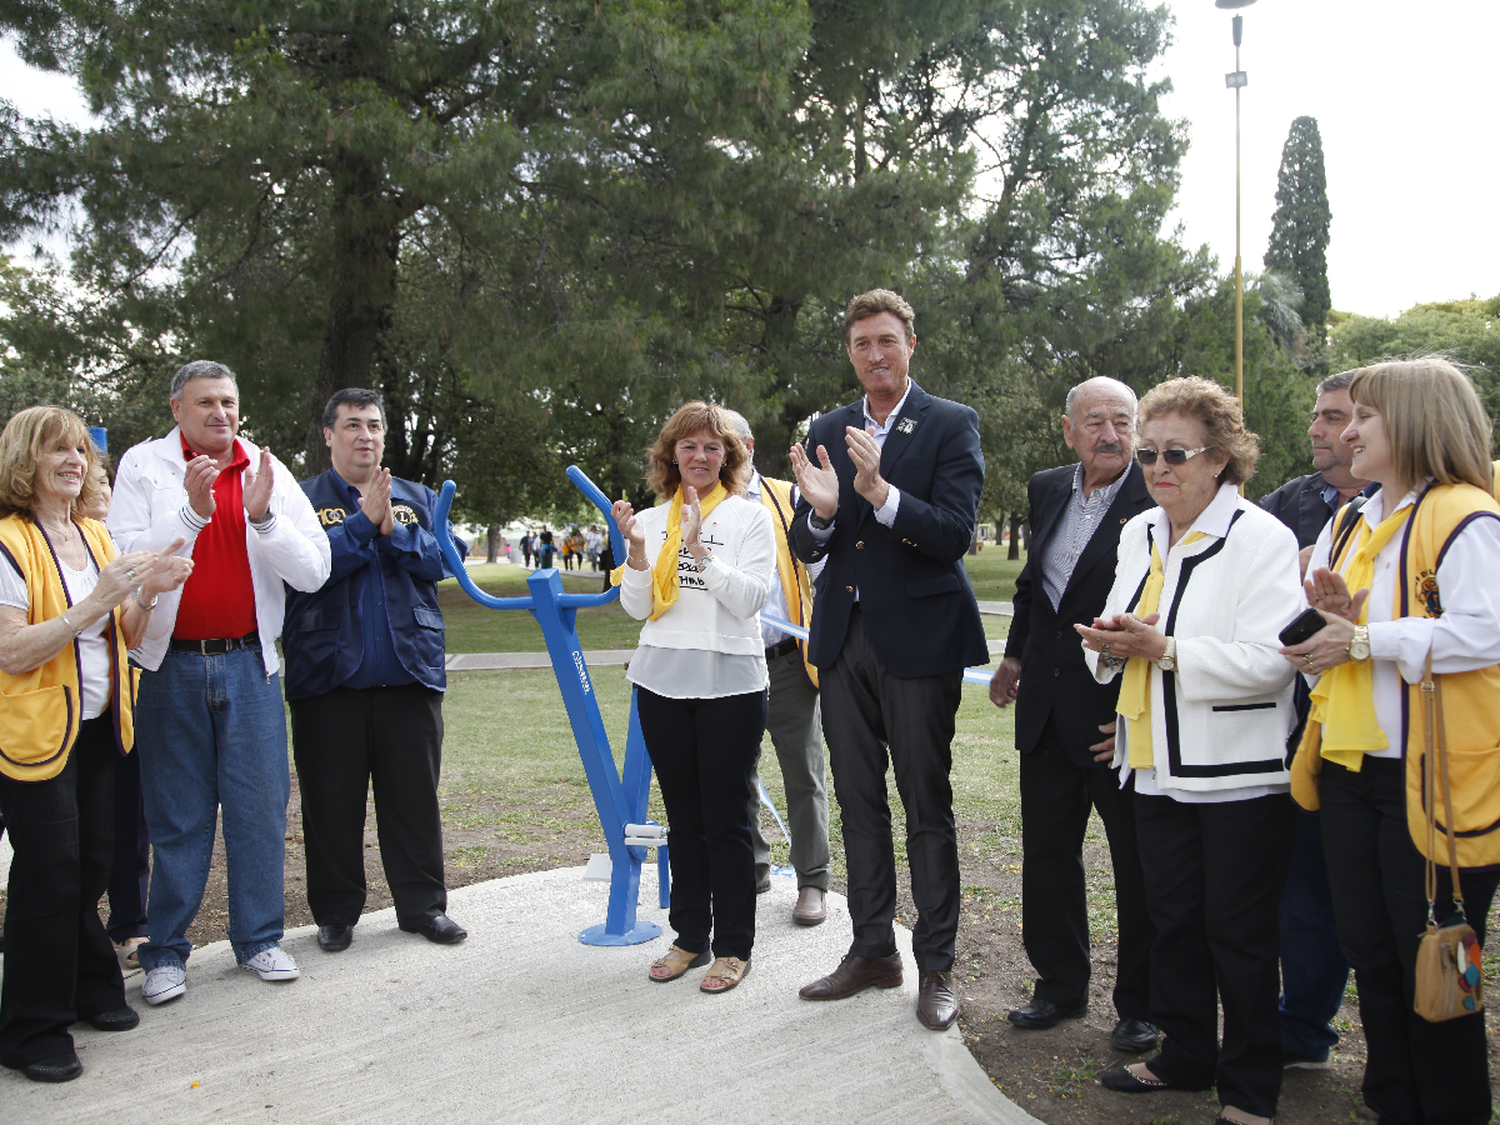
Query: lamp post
[{"left": 1217, "top": 0, "right": 1256, "bottom": 406}]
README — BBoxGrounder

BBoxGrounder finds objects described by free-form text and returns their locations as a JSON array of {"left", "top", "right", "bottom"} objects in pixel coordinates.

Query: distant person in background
[
  {"left": 0, "top": 406, "right": 192, "bottom": 1083},
  {"left": 521, "top": 531, "right": 534, "bottom": 568},
  {"left": 76, "top": 453, "right": 152, "bottom": 971},
  {"left": 283, "top": 388, "right": 469, "bottom": 953},
  {"left": 538, "top": 527, "right": 554, "bottom": 568},
  {"left": 597, "top": 534, "right": 615, "bottom": 593},
  {"left": 612, "top": 401, "right": 773, "bottom": 994},
  {"left": 1258, "top": 370, "right": 1367, "bottom": 1070}
]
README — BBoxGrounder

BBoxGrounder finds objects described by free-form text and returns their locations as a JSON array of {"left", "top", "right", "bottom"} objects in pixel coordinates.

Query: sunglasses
[{"left": 1136, "top": 446, "right": 1208, "bottom": 466}]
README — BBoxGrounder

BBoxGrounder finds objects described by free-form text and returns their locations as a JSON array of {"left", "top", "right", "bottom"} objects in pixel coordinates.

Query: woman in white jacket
[
  {"left": 611, "top": 402, "right": 774, "bottom": 995},
  {"left": 1077, "top": 378, "right": 1303, "bottom": 1125}
]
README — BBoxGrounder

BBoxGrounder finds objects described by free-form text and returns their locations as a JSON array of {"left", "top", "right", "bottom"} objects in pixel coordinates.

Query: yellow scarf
[
  {"left": 610, "top": 481, "right": 728, "bottom": 621},
  {"left": 1119, "top": 532, "right": 1206, "bottom": 768},
  {"left": 1306, "top": 502, "right": 1413, "bottom": 770}
]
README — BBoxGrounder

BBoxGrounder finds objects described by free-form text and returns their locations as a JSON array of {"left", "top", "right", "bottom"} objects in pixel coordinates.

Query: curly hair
[
  {"left": 644, "top": 402, "right": 751, "bottom": 500},
  {"left": 1137, "top": 376, "right": 1261, "bottom": 486},
  {"left": 844, "top": 289, "right": 915, "bottom": 344},
  {"left": 1348, "top": 357, "right": 1493, "bottom": 493},
  {"left": 0, "top": 406, "right": 105, "bottom": 519}
]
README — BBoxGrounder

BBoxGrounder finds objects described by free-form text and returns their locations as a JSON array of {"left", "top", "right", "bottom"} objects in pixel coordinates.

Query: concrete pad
[{"left": 3, "top": 868, "right": 1037, "bottom": 1124}]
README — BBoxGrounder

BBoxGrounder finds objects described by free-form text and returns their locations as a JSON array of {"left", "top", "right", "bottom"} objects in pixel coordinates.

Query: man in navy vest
[{"left": 283, "top": 388, "right": 468, "bottom": 952}]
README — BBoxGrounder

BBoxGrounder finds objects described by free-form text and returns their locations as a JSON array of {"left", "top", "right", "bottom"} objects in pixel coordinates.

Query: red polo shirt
[{"left": 173, "top": 435, "right": 258, "bottom": 640}]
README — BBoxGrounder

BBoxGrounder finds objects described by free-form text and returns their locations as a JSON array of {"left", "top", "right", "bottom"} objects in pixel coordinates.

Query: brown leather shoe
[
  {"left": 799, "top": 952, "right": 903, "bottom": 1000},
  {"left": 917, "top": 970, "right": 959, "bottom": 1030},
  {"left": 792, "top": 887, "right": 827, "bottom": 926}
]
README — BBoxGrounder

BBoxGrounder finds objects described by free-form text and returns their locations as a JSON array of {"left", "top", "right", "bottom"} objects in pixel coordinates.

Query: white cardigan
[
  {"left": 619, "top": 493, "right": 775, "bottom": 657},
  {"left": 1086, "top": 483, "right": 1303, "bottom": 794},
  {"left": 107, "top": 428, "right": 332, "bottom": 674}
]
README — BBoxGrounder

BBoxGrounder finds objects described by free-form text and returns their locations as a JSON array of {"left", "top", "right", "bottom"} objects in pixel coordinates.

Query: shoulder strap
[{"left": 1330, "top": 495, "right": 1370, "bottom": 565}]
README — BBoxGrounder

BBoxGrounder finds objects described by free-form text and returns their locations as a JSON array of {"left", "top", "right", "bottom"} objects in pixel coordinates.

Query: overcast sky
[{"left": 4, "top": 2, "right": 1497, "bottom": 320}]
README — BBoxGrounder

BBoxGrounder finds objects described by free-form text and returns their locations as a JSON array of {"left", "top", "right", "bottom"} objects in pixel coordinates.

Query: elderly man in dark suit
[
  {"left": 788, "top": 288, "right": 988, "bottom": 1032},
  {"left": 990, "top": 376, "right": 1158, "bottom": 1052}
]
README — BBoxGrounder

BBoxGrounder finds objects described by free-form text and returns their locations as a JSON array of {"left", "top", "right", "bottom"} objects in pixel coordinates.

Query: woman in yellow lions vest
[
  {"left": 1077, "top": 378, "right": 1304, "bottom": 1125},
  {"left": 0, "top": 407, "right": 192, "bottom": 1084},
  {"left": 1280, "top": 358, "right": 1500, "bottom": 1125}
]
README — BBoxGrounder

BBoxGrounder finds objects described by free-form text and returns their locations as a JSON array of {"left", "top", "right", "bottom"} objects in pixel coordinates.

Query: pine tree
[{"left": 1264, "top": 116, "right": 1332, "bottom": 342}]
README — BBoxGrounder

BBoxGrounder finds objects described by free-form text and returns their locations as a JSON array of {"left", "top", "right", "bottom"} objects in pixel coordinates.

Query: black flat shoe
[
  {"left": 400, "top": 913, "right": 468, "bottom": 945},
  {"left": 85, "top": 1007, "right": 140, "bottom": 1032},
  {"left": 1100, "top": 1064, "right": 1172, "bottom": 1093},
  {"left": 21, "top": 1053, "right": 83, "bottom": 1083},
  {"left": 1006, "top": 997, "right": 1088, "bottom": 1029},
  {"left": 317, "top": 923, "right": 354, "bottom": 952}
]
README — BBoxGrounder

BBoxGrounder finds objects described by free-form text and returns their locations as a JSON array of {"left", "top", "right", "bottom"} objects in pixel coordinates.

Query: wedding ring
[
  {"left": 1304, "top": 654, "right": 1314, "bottom": 668},
  {"left": 1100, "top": 643, "right": 1111, "bottom": 656}
]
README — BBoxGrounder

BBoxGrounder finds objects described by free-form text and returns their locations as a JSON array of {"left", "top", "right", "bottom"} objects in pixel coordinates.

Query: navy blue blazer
[
  {"left": 789, "top": 380, "right": 988, "bottom": 679},
  {"left": 1003, "top": 462, "right": 1153, "bottom": 763}
]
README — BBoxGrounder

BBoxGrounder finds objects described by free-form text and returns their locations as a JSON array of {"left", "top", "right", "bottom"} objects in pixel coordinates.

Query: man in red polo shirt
[{"left": 109, "top": 361, "right": 331, "bottom": 1006}]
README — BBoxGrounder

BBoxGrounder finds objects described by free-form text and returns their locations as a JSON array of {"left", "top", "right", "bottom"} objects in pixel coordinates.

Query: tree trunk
[
  {"left": 486, "top": 523, "right": 501, "bottom": 564},
  {"left": 1008, "top": 512, "right": 1022, "bottom": 560}
]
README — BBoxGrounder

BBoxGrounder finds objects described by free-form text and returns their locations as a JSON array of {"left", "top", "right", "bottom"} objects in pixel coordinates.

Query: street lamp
[{"left": 1217, "top": 0, "right": 1257, "bottom": 407}]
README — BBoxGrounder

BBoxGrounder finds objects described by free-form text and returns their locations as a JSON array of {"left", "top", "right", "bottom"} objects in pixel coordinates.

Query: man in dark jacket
[
  {"left": 283, "top": 388, "right": 468, "bottom": 952},
  {"left": 1258, "top": 370, "right": 1367, "bottom": 1068},
  {"left": 990, "top": 377, "right": 1158, "bottom": 1052}
]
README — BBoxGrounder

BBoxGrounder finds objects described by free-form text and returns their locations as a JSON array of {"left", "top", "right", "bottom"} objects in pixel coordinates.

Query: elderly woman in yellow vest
[
  {"left": 0, "top": 407, "right": 192, "bottom": 1084},
  {"left": 1076, "top": 378, "right": 1303, "bottom": 1125},
  {"left": 1280, "top": 358, "right": 1500, "bottom": 1125},
  {"left": 610, "top": 402, "right": 774, "bottom": 996}
]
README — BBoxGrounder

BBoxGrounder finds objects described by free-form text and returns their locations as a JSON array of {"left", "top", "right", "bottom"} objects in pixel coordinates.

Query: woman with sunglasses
[{"left": 1077, "top": 377, "right": 1304, "bottom": 1125}]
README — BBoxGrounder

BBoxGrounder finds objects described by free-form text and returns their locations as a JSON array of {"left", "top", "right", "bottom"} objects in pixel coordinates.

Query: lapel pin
[{"left": 896, "top": 417, "right": 918, "bottom": 435}]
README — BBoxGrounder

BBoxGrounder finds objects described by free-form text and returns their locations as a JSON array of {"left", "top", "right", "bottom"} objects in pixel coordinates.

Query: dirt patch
[{"left": 150, "top": 776, "right": 1461, "bottom": 1125}]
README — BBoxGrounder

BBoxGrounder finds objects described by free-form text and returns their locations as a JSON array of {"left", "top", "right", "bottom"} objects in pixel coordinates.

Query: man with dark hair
[
  {"left": 1258, "top": 371, "right": 1367, "bottom": 1069},
  {"left": 282, "top": 387, "right": 468, "bottom": 951},
  {"left": 110, "top": 360, "right": 331, "bottom": 1005},
  {"left": 990, "top": 376, "right": 1158, "bottom": 1052},
  {"left": 789, "top": 288, "right": 988, "bottom": 1031}
]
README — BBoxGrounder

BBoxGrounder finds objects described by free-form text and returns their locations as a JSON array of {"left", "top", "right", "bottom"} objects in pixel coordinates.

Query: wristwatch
[
  {"left": 808, "top": 511, "right": 833, "bottom": 530},
  {"left": 1157, "top": 636, "right": 1177, "bottom": 671},
  {"left": 1347, "top": 625, "right": 1371, "bottom": 663}
]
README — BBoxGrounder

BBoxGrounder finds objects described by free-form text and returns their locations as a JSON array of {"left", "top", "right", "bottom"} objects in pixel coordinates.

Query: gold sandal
[
  {"left": 648, "top": 945, "right": 711, "bottom": 983},
  {"left": 700, "top": 956, "right": 751, "bottom": 994}
]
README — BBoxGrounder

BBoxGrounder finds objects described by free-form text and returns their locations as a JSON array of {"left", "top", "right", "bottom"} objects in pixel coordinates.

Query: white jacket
[
  {"left": 619, "top": 494, "right": 774, "bottom": 656},
  {"left": 108, "top": 428, "right": 332, "bottom": 674},
  {"left": 1086, "top": 483, "right": 1303, "bottom": 794}
]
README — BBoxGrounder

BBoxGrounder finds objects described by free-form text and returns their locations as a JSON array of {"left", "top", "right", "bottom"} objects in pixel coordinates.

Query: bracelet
[
  {"left": 62, "top": 610, "right": 85, "bottom": 637},
  {"left": 696, "top": 553, "right": 713, "bottom": 571},
  {"left": 137, "top": 590, "right": 159, "bottom": 610}
]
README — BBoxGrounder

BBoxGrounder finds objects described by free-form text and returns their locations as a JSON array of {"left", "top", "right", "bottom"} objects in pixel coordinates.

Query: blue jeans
[
  {"left": 134, "top": 647, "right": 291, "bottom": 969},
  {"left": 1278, "top": 808, "right": 1350, "bottom": 1059}
]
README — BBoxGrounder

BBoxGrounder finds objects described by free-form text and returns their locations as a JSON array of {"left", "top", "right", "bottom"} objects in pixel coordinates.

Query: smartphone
[{"left": 1279, "top": 607, "right": 1326, "bottom": 647}]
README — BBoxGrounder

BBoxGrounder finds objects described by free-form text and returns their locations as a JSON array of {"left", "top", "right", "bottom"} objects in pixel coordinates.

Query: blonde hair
[
  {"left": 1138, "top": 376, "right": 1261, "bottom": 486},
  {"left": 844, "top": 289, "right": 915, "bottom": 344},
  {"left": 644, "top": 401, "right": 751, "bottom": 499},
  {"left": 1348, "top": 358, "right": 1493, "bottom": 493},
  {"left": 0, "top": 406, "right": 106, "bottom": 519}
]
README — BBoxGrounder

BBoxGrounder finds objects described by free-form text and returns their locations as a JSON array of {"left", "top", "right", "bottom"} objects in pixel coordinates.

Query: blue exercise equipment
[{"left": 433, "top": 466, "right": 668, "bottom": 947}]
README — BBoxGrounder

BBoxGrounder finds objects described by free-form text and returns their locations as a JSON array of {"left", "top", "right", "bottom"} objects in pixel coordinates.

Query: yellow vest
[
  {"left": 0, "top": 514, "right": 138, "bottom": 781},
  {"left": 758, "top": 476, "right": 818, "bottom": 690},
  {"left": 1292, "top": 483, "right": 1500, "bottom": 869}
]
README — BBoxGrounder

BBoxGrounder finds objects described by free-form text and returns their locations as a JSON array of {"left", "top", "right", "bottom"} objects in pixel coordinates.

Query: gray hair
[
  {"left": 721, "top": 408, "right": 753, "bottom": 442},
  {"left": 170, "top": 360, "right": 238, "bottom": 401},
  {"left": 1064, "top": 377, "right": 1138, "bottom": 422},
  {"left": 1316, "top": 370, "right": 1356, "bottom": 396}
]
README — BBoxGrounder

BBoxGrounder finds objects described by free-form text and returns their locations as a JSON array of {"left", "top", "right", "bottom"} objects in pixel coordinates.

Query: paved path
[{"left": 3, "top": 869, "right": 1040, "bottom": 1124}]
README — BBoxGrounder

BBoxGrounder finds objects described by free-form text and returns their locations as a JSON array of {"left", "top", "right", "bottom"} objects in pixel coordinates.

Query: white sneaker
[
  {"left": 142, "top": 964, "right": 187, "bottom": 1005},
  {"left": 241, "top": 945, "right": 300, "bottom": 982}
]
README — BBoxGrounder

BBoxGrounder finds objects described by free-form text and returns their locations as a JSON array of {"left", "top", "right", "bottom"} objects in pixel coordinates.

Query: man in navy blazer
[
  {"left": 789, "top": 289, "right": 988, "bottom": 1032},
  {"left": 990, "top": 376, "right": 1158, "bottom": 1051}
]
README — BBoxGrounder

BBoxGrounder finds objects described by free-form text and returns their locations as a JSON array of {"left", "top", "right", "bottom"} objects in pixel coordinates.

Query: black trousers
[
  {"left": 289, "top": 684, "right": 449, "bottom": 928},
  {"left": 1135, "top": 789, "right": 1294, "bottom": 1119},
  {"left": 1321, "top": 758, "right": 1499, "bottom": 1125},
  {"left": 0, "top": 715, "right": 126, "bottom": 1068},
  {"left": 1020, "top": 722, "right": 1153, "bottom": 1019},
  {"left": 636, "top": 686, "right": 766, "bottom": 960},
  {"left": 105, "top": 745, "right": 150, "bottom": 942},
  {"left": 819, "top": 609, "right": 963, "bottom": 971}
]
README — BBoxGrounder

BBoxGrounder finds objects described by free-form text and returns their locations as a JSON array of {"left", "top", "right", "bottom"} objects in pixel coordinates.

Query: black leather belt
[
  {"left": 765, "top": 637, "right": 798, "bottom": 660},
  {"left": 169, "top": 631, "right": 260, "bottom": 656}
]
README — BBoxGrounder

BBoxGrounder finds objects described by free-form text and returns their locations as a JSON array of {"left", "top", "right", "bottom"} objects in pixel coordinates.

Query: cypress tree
[{"left": 1265, "top": 116, "right": 1332, "bottom": 341}]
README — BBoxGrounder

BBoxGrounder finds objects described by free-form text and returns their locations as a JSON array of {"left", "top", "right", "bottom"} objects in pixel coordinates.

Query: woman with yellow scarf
[
  {"left": 1077, "top": 378, "right": 1303, "bottom": 1125},
  {"left": 1279, "top": 358, "right": 1500, "bottom": 1125},
  {"left": 610, "top": 402, "right": 775, "bottom": 996}
]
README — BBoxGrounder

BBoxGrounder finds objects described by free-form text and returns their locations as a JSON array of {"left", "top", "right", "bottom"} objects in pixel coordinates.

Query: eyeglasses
[{"left": 1136, "top": 446, "right": 1208, "bottom": 467}]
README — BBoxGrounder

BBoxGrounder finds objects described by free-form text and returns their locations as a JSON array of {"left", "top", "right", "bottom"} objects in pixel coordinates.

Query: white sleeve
[
  {"left": 0, "top": 552, "right": 28, "bottom": 610},
  {"left": 251, "top": 455, "right": 332, "bottom": 592},
  {"left": 699, "top": 504, "right": 774, "bottom": 620}
]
